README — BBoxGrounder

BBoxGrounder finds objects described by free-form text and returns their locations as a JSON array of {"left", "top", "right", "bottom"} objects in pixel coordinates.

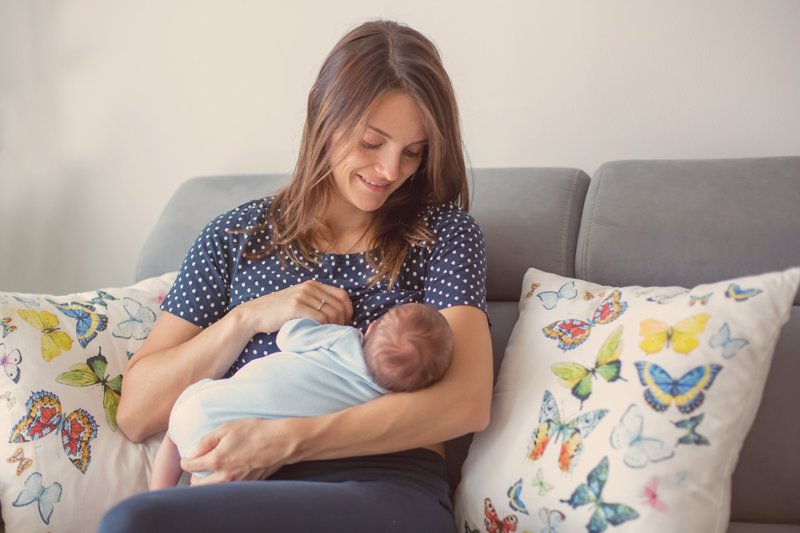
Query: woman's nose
[{"left": 375, "top": 151, "right": 401, "bottom": 182}]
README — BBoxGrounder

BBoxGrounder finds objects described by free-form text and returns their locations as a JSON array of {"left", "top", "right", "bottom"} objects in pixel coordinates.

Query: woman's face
[{"left": 328, "top": 92, "right": 428, "bottom": 219}]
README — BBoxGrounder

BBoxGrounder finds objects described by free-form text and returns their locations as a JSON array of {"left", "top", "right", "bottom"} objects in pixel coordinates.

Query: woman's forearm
[
  {"left": 117, "top": 309, "right": 254, "bottom": 442},
  {"left": 292, "top": 377, "right": 490, "bottom": 463}
]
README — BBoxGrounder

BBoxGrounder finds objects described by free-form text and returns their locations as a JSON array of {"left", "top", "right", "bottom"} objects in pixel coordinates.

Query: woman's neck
[{"left": 319, "top": 199, "right": 376, "bottom": 254}]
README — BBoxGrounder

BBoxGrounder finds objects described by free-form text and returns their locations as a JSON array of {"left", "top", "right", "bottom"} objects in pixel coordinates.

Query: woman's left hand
[{"left": 180, "top": 418, "right": 301, "bottom": 485}]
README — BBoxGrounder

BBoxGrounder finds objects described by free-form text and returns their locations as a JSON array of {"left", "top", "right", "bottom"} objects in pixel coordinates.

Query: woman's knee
[{"left": 98, "top": 491, "right": 178, "bottom": 533}]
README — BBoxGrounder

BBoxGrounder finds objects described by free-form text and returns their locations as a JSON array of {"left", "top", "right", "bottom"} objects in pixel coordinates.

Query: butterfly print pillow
[
  {"left": 0, "top": 272, "right": 176, "bottom": 532},
  {"left": 454, "top": 266, "right": 800, "bottom": 533}
]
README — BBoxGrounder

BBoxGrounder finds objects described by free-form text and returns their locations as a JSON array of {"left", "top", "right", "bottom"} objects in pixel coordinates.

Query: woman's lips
[{"left": 358, "top": 174, "right": 389, "bottom": 192}]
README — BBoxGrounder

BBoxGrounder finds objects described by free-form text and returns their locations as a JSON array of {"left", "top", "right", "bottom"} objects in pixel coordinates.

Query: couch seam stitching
[
  {"left": 559, "top": 172, "right": 575, "bottom": 275},
  {"left": 581, "top": 165, "right": 603, "bottom": 280}
]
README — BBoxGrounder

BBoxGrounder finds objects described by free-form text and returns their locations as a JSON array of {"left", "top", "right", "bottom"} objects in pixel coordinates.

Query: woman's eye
[
  {"left": 360, "top": 140, "right": 380, "bottom": 149},
  {"left": 404, "top": 150, "right": 422, "bottom": 159}
]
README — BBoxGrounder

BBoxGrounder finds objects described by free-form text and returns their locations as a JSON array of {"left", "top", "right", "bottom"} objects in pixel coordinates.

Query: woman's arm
[
  {"left": 116, "top": 310, "right": 251, "bottom": 442},
  {"left": 117, "top": 281, "right": 354, "bottom": 442},
  {"left": 180, "top": 304, "right": 493, "bottom": 484}
]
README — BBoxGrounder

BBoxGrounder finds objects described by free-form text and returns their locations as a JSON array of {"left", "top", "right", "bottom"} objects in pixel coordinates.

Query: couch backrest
[
  {"left": 136, "top": 174, "right": 290, "bottom": 283},
  {"left": 575, "top": 156, "right": 800, "bottom": 524}
]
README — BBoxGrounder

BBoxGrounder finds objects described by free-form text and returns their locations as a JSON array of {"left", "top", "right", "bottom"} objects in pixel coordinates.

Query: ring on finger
[{"left": 316, "top": 298, "right": 327, "bottom": 311}]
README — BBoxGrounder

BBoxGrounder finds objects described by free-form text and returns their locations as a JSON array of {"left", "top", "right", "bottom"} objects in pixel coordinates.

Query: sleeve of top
[
  {"left": 422, "top": 205, "right": 489, "bottom": 317},
  {"left": 161, "top": 200, "right": 264, "bottom": 329}
]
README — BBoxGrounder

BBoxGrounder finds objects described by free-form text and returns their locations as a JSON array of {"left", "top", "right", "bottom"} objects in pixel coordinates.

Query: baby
[{"left": 150, "top": 302, "right": 454, "bottom": 489}]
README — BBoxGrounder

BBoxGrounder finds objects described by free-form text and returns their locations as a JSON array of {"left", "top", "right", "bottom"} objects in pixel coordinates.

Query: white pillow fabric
[
  {"left": 0, "top": 273, "right": 176, "bottom": 533},
  {"left": 455, "top": 267, "right": 799, "bottom": 533}
]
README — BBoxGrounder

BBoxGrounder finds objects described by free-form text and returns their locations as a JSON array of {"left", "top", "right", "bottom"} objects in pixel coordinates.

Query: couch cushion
[
  {"left": 575, "top": 157, "right": 800, "bottom": 525},
  {"left": 575, "top": 157, "right": 800, "bottom": 295},
  {"left": 470, "top": 167, "right": 590, "bottom": 300}
]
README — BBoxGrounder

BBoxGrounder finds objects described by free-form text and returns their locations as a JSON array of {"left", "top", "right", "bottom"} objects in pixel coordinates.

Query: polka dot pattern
[{"left": 162, "top": 196, "right": 488, "bottom": 376}]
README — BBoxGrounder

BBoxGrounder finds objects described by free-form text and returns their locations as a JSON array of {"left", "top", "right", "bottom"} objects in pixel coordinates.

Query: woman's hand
[
  {"left": 181, "top": 418, "right": 303, "bottom": 485},
  {"left": 236, "top": 280, "right": 353, "bottom": 335}
]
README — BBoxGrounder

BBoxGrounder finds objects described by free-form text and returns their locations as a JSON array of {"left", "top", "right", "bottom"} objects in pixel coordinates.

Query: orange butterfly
[{"left": 6, "top": 447, "right": 33, "bottom": 476}]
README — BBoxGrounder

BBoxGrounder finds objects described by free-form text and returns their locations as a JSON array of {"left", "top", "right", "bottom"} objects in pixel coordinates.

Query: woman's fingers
[
  {"left": 304, "top": 282, "right": 352, "bottom": 324},
  {"left": 180, "top": 432, "right": 219, "bottom": 473},
  {"left": 183, "top": 419, "right": 290, "bottom": 485},
  {"left": 242, "top": 280, "right": 354, "bottom": 333}
]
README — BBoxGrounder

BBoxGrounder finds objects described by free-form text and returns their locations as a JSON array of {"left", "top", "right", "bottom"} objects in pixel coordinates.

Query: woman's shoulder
[
  {"left": 202, "top": 196, "right": 275, "bottom": 234},
  {"left": 420, "top": 201, "right": 483, "bottom": 237}
]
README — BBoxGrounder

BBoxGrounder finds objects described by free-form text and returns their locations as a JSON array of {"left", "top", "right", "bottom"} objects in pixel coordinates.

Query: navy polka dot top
[{"left": 162, "top": 196, "right": 488, "bottom": 377}]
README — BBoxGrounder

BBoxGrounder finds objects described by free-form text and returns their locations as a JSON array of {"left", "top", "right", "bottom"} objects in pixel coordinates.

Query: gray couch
[{"left": 136, "top": 156, "right": 800, "bottom": 533}]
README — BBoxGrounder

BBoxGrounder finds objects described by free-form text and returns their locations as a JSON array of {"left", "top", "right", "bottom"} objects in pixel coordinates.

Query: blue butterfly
[
  {"left": 12, "top": 472, "right": 62, "bottom": 525},
  {"left": 709, "top": 322, "right": 748, "bottom": 359},
  {"left": 561, "top": 456, "right": 639, "bottom": 533},
  {"left": 47, "top": 300, "right": 108, "bottom": 348},
  {"left": 538, "top": 507, "right": 566, "bottom": 533},
  {"left": 635, "top": 362, "right": 722, "bottom": 414},
  {"left": 507, "top": 478, "right": 529, "bottom": 515},
  {"left": 537, "top": 281, "right": 578, "bottom": 310},
  {"left": 674, "top": 413, "right": 710, "bottom": 446},
  {"left": 724, "top": 283, "right": 762, "bottom": 302},
  {"left": 609, "top": 403, "right": 674, "bottom": 468},
  {"left": 87, "top": 290, "right": 118, "bottom": 308},
  {"left": 112, "top": 297, "right": 157, "bottom": 340}
]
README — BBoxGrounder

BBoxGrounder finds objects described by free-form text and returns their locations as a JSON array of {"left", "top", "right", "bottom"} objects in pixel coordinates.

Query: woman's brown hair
[{"left": 243, "top": 20, "right": 468, "bottom": 288}]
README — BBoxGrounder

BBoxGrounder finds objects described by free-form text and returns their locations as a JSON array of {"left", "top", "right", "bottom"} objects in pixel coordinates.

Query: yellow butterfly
[
  {"left": 639, "top": 313, "right": 709, "bottom": 355},
  {"left": 17, "top": 310, "right": 74, "bottom": 361}
]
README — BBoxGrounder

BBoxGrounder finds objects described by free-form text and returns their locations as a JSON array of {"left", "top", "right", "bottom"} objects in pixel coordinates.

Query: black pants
[{"left": 98, "top": 449, "right": 456, "bottom": 533}]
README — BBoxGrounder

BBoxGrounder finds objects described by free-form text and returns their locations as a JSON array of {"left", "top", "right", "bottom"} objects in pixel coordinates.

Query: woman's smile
[{"left": 357, "top": 174, "right": 391, "bottom": 192}]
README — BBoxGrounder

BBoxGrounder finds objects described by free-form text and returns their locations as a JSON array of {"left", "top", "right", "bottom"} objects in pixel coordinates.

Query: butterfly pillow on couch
[
  {"left": 454, "top": 266, "right": 800, "bottom": 533},
  {"left": 0, "top": 272, "right": 176, "bottom": 533}
]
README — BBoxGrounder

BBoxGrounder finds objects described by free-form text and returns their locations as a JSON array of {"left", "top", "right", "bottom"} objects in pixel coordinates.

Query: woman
[{"left": 101, "top": 20, "right": 492, "bottom": 533}]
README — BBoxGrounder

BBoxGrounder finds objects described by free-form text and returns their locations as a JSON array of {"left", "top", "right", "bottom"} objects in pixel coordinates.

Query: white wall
[{"left": 2, "top": 0, "right": 799, "bottom": 294}]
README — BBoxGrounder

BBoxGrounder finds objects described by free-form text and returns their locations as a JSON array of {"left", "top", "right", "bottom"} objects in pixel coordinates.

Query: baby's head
[{"left": 362, "top": 303, "right": 454, "bottom": 392}]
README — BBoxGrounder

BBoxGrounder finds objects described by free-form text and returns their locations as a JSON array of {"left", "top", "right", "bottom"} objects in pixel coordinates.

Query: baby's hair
[{"left": 363, "top": 303, "right": 454, "bottom": 392}]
